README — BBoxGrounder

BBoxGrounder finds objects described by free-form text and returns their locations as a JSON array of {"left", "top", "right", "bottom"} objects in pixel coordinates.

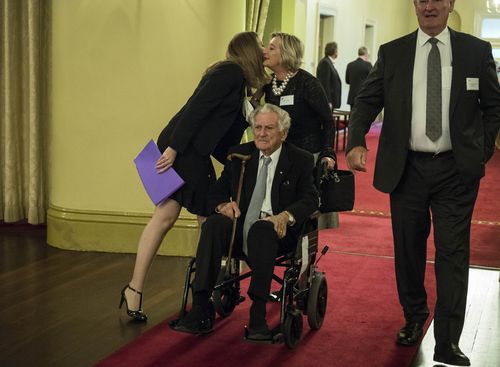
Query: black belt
[{"left": 408, "top": 150, "right": 452, "bottom": 159}]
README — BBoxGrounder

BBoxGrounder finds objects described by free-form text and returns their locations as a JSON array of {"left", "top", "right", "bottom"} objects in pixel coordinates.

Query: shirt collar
[
  {"left": 259, "top": 144, "right": 282, "bottom": 163},
  {"left": 417, "top": 26, "right": 449, "bottom": 47}
]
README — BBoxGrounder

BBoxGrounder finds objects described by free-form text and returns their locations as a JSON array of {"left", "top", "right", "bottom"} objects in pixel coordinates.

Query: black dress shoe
[
  {"left": 434, "top": 343, "right": 470, "bottom": 366},
  {"left": 170, "top": 305, "right": 214, "bottom": 335},
  {"left": 247, "top": 325, "right": 272, "bottom": 340},
  {"left": 244, "top": 324, "right": 274, "bottom": 343},
  {"left": 396, "top": 322, "right": 423, "bottom": 346}
]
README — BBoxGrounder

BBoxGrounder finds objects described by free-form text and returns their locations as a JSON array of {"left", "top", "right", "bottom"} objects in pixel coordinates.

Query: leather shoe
[
  {"left": 434, "top": 343, "right": 470, "bottom": 366},
  {"left": 170, "top": 305, "right": 214, "bottom": 335},
  {"left": 245, "top": 325, "right": 273, "bottom": 342},
  {"left": 396, "top": 322, "right": 423, "bottom": 346}
]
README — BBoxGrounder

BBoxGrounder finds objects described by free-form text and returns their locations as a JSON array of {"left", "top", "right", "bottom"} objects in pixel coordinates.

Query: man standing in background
[
  {"left": 316, "top": 42, "right": 342, "bottom": 110},
  {"left": 345, "top": 46, "right": 372, "bottom": 110},
  {"left": 346, "top": 0, "right": 500, "bottom": 366}
]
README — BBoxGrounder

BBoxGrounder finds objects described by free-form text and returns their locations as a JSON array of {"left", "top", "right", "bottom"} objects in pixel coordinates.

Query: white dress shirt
[
  {"left": 259, "top": 145, "right": 282, "bottom": 216},
  {"left": 409, "top": 27, "right": 453, "bottom": 153}
]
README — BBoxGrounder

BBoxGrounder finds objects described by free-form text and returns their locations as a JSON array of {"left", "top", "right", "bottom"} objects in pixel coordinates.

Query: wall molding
[{"left": 47, "top": 204, "right": 199, "bottom": 256}]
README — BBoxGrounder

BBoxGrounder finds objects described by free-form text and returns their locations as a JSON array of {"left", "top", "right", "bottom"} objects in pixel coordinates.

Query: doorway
[{"left": 317, "top": 14, "right": 335, "bottom": 65}]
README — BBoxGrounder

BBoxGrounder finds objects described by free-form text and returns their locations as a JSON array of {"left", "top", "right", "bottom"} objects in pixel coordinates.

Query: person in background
[
  {"left": 316, "top": 42, "right": 342, "bottom": 110},
  {"left": 170, "top": 104, "right": 318, "bottom": 340},
  {"left": 346, "top": 1, "right": 500, "bottom": 365},
  {"left": 345, "top": 46, "right": 372, "bottom": 110},
  {"left": 119, "top": 31, "right": 268, "bottom": 322}
]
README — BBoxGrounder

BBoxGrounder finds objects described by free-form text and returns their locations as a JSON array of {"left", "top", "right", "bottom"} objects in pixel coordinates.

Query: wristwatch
[{"left": 283, "top": 210, "right": 295, "bottom": 226}]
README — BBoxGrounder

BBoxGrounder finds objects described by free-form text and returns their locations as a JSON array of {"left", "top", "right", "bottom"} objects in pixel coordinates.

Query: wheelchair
[{"left": 174, "top": 216, "right": 329, "bottom": 349}]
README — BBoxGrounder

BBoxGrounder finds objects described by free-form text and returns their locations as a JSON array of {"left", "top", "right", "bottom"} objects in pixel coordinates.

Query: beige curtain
[
  {"left": 0, "top": 0, "right": 49, "bottom": 224},
  {"left": 246, "top": 0, "right": 270, "bottom": 40}
]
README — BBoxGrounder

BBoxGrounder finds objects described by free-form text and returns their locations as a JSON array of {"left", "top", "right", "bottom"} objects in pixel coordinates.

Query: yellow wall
[{"left": 48, "top": 0, "right": 245, "bottom": 255}]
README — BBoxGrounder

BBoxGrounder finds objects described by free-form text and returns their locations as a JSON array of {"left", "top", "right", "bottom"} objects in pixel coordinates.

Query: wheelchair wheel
[
  {"left": 213, "top": 266, "right": 239, "bottom": 318},
  {"left": 283, "top": 309, "right": 303, "bottom": 349},
  {"left": 307, "top": 271, "right": 328, "bottom": 330}
]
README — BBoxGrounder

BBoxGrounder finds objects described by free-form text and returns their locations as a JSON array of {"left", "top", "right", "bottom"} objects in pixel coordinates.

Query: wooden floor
[
  {"left": 412, "top": 267, "right": 500, "bottom": 367},
  {"left": 1, "top": 225, "right": 498, "bottom": 367},
  {"left": 0, "top": 225, "right": 189, "bottom": 367}
]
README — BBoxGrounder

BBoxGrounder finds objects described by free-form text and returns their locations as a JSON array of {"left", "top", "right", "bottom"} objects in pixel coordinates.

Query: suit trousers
[
  {"left": 192, "top": 214, "right": 295, "bottom": 307},
  {"left": 192, "top": 214, "right": 233, "bottom": 300},
  {"left": 389, "top": 151, "right": 479, "bottom": 347}
]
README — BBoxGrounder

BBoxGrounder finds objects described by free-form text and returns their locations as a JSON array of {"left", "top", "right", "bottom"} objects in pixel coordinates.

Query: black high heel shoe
[{"left": 119, "top": 284, "right": 148, "bottom": 322}]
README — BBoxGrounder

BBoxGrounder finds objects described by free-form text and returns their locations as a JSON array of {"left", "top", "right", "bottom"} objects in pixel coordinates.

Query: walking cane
[{"left": 224, "top": 153, "right": 251, "bottom": 275}]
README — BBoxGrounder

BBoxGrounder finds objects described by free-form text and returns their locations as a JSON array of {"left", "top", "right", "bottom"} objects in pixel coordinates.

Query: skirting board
[{"left": 47, "top": 204, "right": 199, "bottom": 257}]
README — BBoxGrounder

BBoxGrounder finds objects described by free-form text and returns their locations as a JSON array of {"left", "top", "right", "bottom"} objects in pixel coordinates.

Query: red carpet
[
  {"left": 322, "top": 214, "right": 500, "bottom": 269},
  {"left": 333, "top": 124, "right": 500, "bottom": 269},
  {"left": 337, "top": 123, "right": 500, "bottom": 224},
  {"left": 99, "top": 126, "right": 494, "bottom": 365},
  {"left": 96, "top": 253, "right": 437, "bottom": 367}
]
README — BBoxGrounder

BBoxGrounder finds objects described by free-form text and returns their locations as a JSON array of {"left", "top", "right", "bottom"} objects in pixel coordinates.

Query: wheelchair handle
[
  {"left": 227, "top": 153, "right": 252, "bottom": 162},
  {"left": 314, "top": 245, "right": 329, "bottom": 266}
]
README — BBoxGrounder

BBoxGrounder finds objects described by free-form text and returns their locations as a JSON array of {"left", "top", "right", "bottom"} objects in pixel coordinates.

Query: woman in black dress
[
  {"left": 258, "top": 32, "right": 335, "bottom": 168},
  {"left": 119, "top": 32, "right": 268, "bottom": 321}
]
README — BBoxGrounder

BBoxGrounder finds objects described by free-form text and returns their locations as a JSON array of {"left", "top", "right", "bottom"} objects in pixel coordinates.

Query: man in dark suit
[
  {"left": 346, "top": 1, "right": 500, "bottom": 366},
  {"left": 316, "top": 42, "right": 342, "bottom": 109},
  {"left": 171, "top": 103, "right": 318, "bottom": 340},
  {"left": 345, "top": 46, "right": 372, "bottom": 109}
]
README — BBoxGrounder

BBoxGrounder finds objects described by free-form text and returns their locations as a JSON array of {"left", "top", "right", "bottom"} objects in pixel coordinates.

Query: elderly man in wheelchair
[{"left": 170, "top": 104, "right": 328, "bottom": 346}]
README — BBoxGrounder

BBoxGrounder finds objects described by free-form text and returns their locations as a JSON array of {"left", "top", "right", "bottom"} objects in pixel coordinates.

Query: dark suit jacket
[
  {"left": 157, "top": 61, "right": 247, "bottom": 164},
  {"left": 208, "top": 141, "right": 318, "bottom": 239},
  {"left": 345, "top": 57, "right": 372, "bottom": 105},
  {"left": 316, "top": 57, "right": 342, "bottom": 108},
  {"left": 347, "top": 28, "right": 500, "bottom": 193}
]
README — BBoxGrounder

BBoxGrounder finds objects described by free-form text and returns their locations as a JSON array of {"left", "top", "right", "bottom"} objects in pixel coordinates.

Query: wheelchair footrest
[{"left": 243, "top": 325, "right": 283, "bottom": 344}]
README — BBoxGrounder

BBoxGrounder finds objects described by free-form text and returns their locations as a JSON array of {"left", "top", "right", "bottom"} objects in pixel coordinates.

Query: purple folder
[{"left": 134, "top": 140, "right": 185, "bottom": 205}]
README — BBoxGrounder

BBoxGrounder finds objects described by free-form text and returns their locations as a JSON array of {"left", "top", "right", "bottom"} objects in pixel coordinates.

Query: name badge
[
  {"left": 466, "top": 78, "right": 479, "bottom": 91},
  {"left": 280, "top": 95, "right": 294, "bottom": 106}
]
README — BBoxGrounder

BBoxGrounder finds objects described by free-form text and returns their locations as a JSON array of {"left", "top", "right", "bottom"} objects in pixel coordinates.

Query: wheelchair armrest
[{"left": 310, "top": 210, "right": 321, "bottom": 220}]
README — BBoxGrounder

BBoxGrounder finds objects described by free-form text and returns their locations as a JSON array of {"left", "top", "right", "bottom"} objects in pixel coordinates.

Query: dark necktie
[
  {"left": 426, "top": 37, "right": 442, "bottom": 141},
  {"left": 243, "top": 156, "right": 271, "bottom": 255}
]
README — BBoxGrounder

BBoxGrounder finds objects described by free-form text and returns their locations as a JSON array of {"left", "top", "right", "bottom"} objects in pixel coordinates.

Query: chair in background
[{"left": 333, "top": 109, "right": 350, "bottom": 152}]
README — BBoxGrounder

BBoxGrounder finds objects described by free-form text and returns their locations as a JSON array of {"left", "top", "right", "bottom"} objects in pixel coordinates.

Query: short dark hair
[
  {"left": 324, "top": 42, "right": 337, "bottom": 57},
  {"left": 358, "top": 46, "right": 368, "bottom": 56}
]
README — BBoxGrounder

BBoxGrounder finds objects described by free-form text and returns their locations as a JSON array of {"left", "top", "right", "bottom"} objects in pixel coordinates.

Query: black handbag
[{"left": 316, "top": 162, "right": 355, "bottom": 212}]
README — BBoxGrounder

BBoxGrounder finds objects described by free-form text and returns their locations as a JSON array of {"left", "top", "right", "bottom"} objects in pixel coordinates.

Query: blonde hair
[
  {"left": 271, "top": 32, "right": 303, "bottom": 72},
  {"left": 225, "top": 31, "right": 269, "bottom": 89}
]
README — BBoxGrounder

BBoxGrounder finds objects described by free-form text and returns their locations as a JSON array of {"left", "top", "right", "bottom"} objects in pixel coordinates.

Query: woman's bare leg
[{"left": 124, "top": 199, "right": 182, "bottom": 310}]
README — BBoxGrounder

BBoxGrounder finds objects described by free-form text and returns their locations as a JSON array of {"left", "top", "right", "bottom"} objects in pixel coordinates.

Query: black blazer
[
  {"left": 345, "top": 57, "right": 372, "bottom": 105},
  {"left": 157, "top": 61, "right": 247, "bottom": 164},
  {"left": 316, "top": 57, "right": 342, "bottom": 108},
  {"left": 347, "top": 28, "right": 500, "bottom": 193},
  {"left": 208, "top": 142, "right": 318, "bottom": 239}
]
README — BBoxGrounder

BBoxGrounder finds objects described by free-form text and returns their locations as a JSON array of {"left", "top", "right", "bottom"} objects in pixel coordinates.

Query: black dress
[
  {"left": 263, "top": 69, "right": 334, "bottom": 155},
  {"left": 156, "top": 61, "right": 248, "bottom": 216}
]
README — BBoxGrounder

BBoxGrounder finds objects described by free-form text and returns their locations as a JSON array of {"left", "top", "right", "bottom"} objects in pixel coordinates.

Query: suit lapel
[
  {"left": 398, "top": 32, "right": 418, "bottom": 133},
  {"left": 271, "top": 144, "right": 291, "bottom": 212},
  {"left": 449, "top": 28, "right": 462, "bottom": 121},
  {"left": 241, "top": 148, "right": 260, "bottom": 210}
]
